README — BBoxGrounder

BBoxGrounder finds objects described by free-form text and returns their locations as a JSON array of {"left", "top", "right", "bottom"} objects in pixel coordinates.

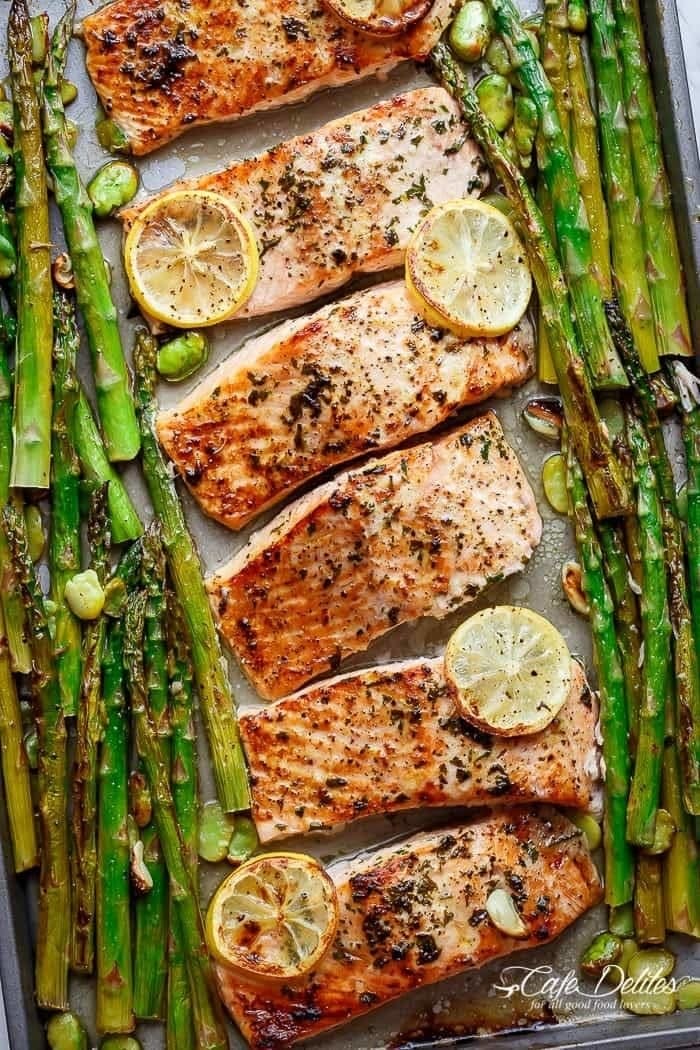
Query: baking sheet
[{"left": 1, "top": 0, "right": 700, "bottom": 1047}]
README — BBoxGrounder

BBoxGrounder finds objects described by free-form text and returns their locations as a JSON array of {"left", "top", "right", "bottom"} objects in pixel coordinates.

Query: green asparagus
[
  {"left": 598, "top": 521, "right": 641, "bottom": 745},
  {"left": 50, "top": 291, "right": 82, "bottom": 718},
  {"left": 73, "top": 389, "right": 142, "bottom": 544},
  {"left": 612, "top": 0, "right": 692, "bottom": 358},
  {"left": 489, "top": 0, "right": 627, "bottom": 389},
  {"left": 542, "top": 0, "right": 570, "bottom": 139},
  {"left": 133, "top": 330, "right": 250, "bottom": 810},
  {"left": 609, "top": 306, "right": 700, "bottom": 814},
  {"left": 634, "top": 854, "right": 665, "bottom": 945},
  {"left": 624, "top": 405, "right": 670, "bottom": 848},
  {"left": 567, "top": 30, "right": 612, "bottom": 299},
  {"left": 669, "top": 361, "right": 700, "bottom": 671},
  {"left": 587, "top": 0, "right": 659, "bottom": 373},
  {"left": 71, "top": 485, "right": 110, "bottom": 974},
  {"left": 96, "top": 543, "right": 142, "bottom": 1034},
  {"left": 166, "top": 591, "right": 198, "bottom": 1050},
  {"left": 566, "top": 442, "right": 634, "bottom": 908},
  {"left": 431, "top": 44, "right": 632, "bottom": 520},
  {"left": 124, "top": 593, "right": 228, "bottom": 1050},
  {"left": 8, "top": 0, "right": 53, "bottom": 489},
  {"left": 42, "top": 2, "right": 140, "bottom": 463},
  {"left": 132, "top": 526, "right": 170, "bottom": 1021},
  {"left": 3, "top": 504, "right": 70, "bottom": 1009}
]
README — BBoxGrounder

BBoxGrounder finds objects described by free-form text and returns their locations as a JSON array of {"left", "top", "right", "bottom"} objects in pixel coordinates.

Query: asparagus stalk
[
  {"left": 535, "top": 181, "right": 557, "bottom": 385},
  {"left": 542, "top": 0, "right": 571, "bottom": 138},
  {"left": 566, "top": 442, "right": 634, "bottom": 908},
  {"left": 96, "top": 543, "right": 142, "bottom": 1035},
  {"left": 0, "top": 599, "right": 37, "bottom": 872},
  {"left": 586, "top": 0, "right": 660, "bottom": 374},
  {"left": 662, "top": 727, "right": 700, "bottom": 937},
  {"left": 669, "top": 361, "right": 700, "bottom": 671},
  {"left": 609, "top": 307, "right": 700, "bottom": 814},
  {"left": 489, "top": 0, "right": 627, "bottom": 389},
  {"left": 0, "top": 297, "right": 31, "bottom": 675},
  {"left": 431, "top": 44, "right": 631, "bottom": 520},
  {"left": 124, "top": 593, "right": 228, "bottom": 1050},
  {"left": 73, "top": 389, "right": 142, "bottom": 544},
  {"left": 71, "top": 485, "right": 110, "bottom": 974},
  {"left": 634, "top": 854, "right": 665, "bottom": 945},
  {"left": 624, "top": 405, "right": 670, "bottom": 847},
  {"left": 42, "top": 2, "right": 140, "bottom": 463},
  {"left": 132, "top": 526, "right": 170, "bottom": 1021},
  {"left": 3, "top": 504, "right": 70, "bottom": 1009},
  {"left": 598, "top": 520, "right": 641, "bottom": 745},
  {"left": 133, "top": 330, "right": 250, "bottom": 811},
  {"left": 167, "top": 591, "right": 198, "bottom": 1050},
  {"left": 612, "top": 0, "right": 692, "bottom": 358},
  {"left": 567, "top": 30, "right": 613, "bottom": 299},
  {"left": 50, "top": 291, "right": 82, "bottom": 718},
  {"left": 8, "top": 0, "right": 53, "bottom": 489}
]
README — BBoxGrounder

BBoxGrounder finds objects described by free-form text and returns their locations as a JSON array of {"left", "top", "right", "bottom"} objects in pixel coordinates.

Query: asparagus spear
[
  {"left": 542, "top": 0, "right": 570, "bottom": 138},
  {"left": 132, "top": 526, "right": 170, "bottom": 1021},
  {"left": 669, "top": 361, "right": 700, "bottom": 670},
  {"left": 612, "top": 0, "right": 692, "bottom": 358},
  {"left": 0, "top": 598, "right": 37, "bottom": 872},
  {"left": 50, "top": 291, "right": 82, "bottom": 719},
  {"left": 624, "top": 404, "right": 670, "bottom": 847},
  {"left": 3, "top": 504, "right": 70, "bottom": 1009},
  {"left": 566, "top": 442, "right": 634, "bottom": 908},
  {"left": 662, "top": 725, "right": 700, "bottom": 937},
  {"left": 431, "top": 44, "right": 631, "bottom": 520},
  {"left": 42, "top": 1, "right": 140, "bottom": 463},
  {"left": 71, "top": 485, "right": 110, "bottom": 973},
  {"left": 96, "top": 543, "right": 142, "bottom": 1035},
  {"left": 598, "top": 520, "right": 641, "bottom": 745},
  {"left": 124, "top": 593, "right": 228, "bottom": 1050},
  {"left": 587, "top": 0, "right": 659, "bottom": 374},
  {"left": 567, "top": 30, "right": 612, "bottom": 299},
  {"left": 167, "top": 591, "right": 198, "bottom": 1050},
  {"left": 608, "top": 307, "right": 700, "bottom": 814},
  {"left": 8, "top": 0, "right": 53, "bottom": 490},
  {"left": 133, "top": 330, "right": 250, "bottom": 811},
  {"left": 634, "top": 854, "right": 665, "bottom": 945},
  {"left": 0, "top": 295, "right": 31, "bottom": 675},
  {"left": 489, "top": 0, "right": 627, "bottom": 389},
  {"left": 73, "top": 389, "right": 142, "bottom": 544}
]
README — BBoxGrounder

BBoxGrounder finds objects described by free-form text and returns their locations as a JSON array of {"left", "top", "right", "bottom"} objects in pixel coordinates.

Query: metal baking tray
[{"left": 0, "top": 0, "right": 699, "bottom": 1047}]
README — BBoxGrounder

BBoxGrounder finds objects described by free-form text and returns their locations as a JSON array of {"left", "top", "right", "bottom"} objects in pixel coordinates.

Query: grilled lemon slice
[
  {"left": 406, "top": 198, "right": 532, "bottom": 338},
  {"left": 445, "top": 606, "right": 572, "bottom": 736},
  {"left": 124, "top": 189, "right": 259, "bottom": 328},
  {"left": 206, "top": 852, "right": 339, "bottom": 981},
  {"left": 321, "top": 0, "right": 433, "bottom": 36}
]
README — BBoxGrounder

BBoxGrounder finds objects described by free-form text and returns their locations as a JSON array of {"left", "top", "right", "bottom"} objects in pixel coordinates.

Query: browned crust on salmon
[
  {"left": 156, "top": 282, "right": 534, "bottom": 531},
  {"left": 83, "top": 0, "right": 457, "bottom": 154},
  {"left": 217, "top": 807, "right": 603, "bottom": 1047},
  {"left": 241, "top": 658, "right": 601, "bottom": 842},
  {"left": 206, "top": 413, "right": 542, "bottom": 699}
]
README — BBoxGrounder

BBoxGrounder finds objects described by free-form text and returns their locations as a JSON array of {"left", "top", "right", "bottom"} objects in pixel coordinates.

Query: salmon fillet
[
  {"left": 82, "top": 0, "right": 457, "bottom": 155},
  {"left": 121, "top": 88, "right": 487, "bottom": 316},
  {"left": 157, "top": 282, "right": 534, "bottom": 531},
  {"left": 218, "top": 807, "right": 603, "bottom": 1048},
  {"left": 241, "top": 658, "right": 601, "bottom": 842},
  {"left": 206, "top": 413, "right": 542, "bottom": 699}
]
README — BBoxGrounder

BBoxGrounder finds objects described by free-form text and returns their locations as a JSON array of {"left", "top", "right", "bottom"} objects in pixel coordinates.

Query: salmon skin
[
  {"left": 240, "top": 658, "right": 601, "bottom": 842},
  {"left": 83, "top": 0, "right": 456, "bottom": 155},
  {"left": 157, "top": 282, "right": 535, "bottom": 531},
  {"left": 217, "top": 807, "right": 603, "bottom": 1048},
  {"left": 206, "top": 413, "right": 542, "bottom": 700},
  {"left": 121, "top": 88, "right": 487, "bottom": 317}
]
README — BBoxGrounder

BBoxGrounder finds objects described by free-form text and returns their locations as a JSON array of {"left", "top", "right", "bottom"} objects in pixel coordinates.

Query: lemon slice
[
  {"left": 124, "top": 189, "right": 259, "bottom": 328},
  {"left": 321, "top": 0, "right": 433, "bottom": 36},
  {"left": 406, "top": 198, "right": 532, "bottom": 338},
  {"left": 444, "top": 606, "right": 572, "bottom": 736},
  {"left": 206, "top": 852, "right": 339, "bottom": 981}
]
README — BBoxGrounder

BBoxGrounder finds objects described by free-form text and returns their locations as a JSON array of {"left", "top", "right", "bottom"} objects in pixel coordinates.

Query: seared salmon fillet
[
  {"left": 218, "top": 807, "right": 603, "bottom": 1048},
  {"left": 206, "top": 413, "right": 542, "bottom": 699},
  {"left": 157, "top": 282, "right": 534, "bottom": 530},
  {"left": 241, "top": 658, "right": 601, "bottom": 842},
  {"left": 83, "top": 0, "right": 456, "bottom": 154},
  {"left": 121, "top": 88, "right": 486, "bottom": 316}
]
